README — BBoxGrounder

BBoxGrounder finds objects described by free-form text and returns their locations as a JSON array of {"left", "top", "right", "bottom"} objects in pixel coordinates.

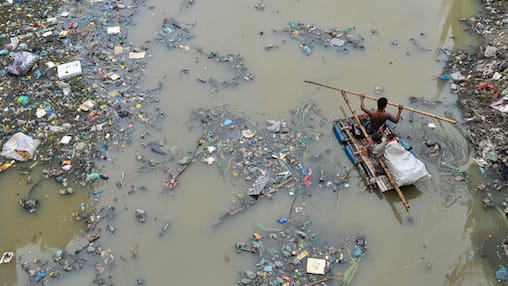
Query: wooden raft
[{"left": 335, "top": 118, "right": 394, "bottom": 192}]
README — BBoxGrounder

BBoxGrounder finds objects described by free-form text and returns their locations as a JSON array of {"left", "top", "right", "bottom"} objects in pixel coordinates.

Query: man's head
[{"left": 377, "top": 97, "right": 388, "bottom": 110}]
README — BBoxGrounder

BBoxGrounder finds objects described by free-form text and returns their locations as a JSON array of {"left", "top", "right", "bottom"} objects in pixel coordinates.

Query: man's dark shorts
[{"left": 361, "top": 119, "right": 374, "bottom": 134}]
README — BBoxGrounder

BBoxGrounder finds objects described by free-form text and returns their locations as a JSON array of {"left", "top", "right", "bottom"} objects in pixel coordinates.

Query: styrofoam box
[{"left": 57, "top": 61, "right": 82, "bottom": 80}]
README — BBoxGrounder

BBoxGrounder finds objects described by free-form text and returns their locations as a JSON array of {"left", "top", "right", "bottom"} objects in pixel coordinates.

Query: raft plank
[{"left": 336, "top": 118, "right": 397, "bottom": 193}]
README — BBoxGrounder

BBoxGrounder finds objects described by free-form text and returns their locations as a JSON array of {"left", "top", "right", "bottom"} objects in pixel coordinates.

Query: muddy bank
[
  {"left": 443, "top": 0, "right": 508, "bottom": 282},
  {"left": 443, "top": 0, "right": 507, "bottom": 178}
]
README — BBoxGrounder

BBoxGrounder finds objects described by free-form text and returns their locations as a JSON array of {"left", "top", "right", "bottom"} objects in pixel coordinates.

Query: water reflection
[{"left": 384, "top": 185, "right": 424, "bottom": 224}]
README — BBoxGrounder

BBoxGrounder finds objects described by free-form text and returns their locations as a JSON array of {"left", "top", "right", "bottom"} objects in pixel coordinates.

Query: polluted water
[{"left": 1, "top": 0, "right": 506, "bottom": 285}]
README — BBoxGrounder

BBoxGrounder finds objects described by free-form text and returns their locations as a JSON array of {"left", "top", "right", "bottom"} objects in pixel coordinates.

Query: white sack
[
  {"left": 384, "top": 141, "right": 431, "bottom": 187},
  {"left": 1, "top": 132, "right": 40, "bottom": 161}
]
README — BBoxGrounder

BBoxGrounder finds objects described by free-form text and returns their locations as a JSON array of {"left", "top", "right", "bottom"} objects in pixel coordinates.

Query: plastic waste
[
  {"left": 5, "top": 51, "right": 40, "bottom": 76},
  {"left": 0, "top": 160, "right": 15, "bottom": 172},
  {"left": 85, "top": 173, "right": 107, "bottom": 183},
  {"left": 301, "top": 43, "right": 312, "bottom": 56},
  {"left": 222, "top": 118, "right": 233, "bottom": 126},
  {"left": 1, "top": 132, "right": 40, "bottom": 161},
  {"left": 352, "top": 245, "right": 362, "bottom": 257},
  {"left": 440, "top": 74, "right": 450, "bottom": 81},
  {"left": 277, "top": 217, "right": 288, "bottom": 224},
  {"left": 33, "top": 269, "right": 45, "bottom": 282},
  {"left": 0, "top": 252, "right": 14, "bottom": 264},
  {"left": 17, "top": 95, "right": 29, "bottom": 105},
  {"left": 496, "top": 266, "right": 508, "bottom": 282}
]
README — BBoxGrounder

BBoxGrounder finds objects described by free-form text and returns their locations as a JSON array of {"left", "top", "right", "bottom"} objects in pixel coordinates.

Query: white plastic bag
[
  {"left": 5, "top": 51, "right": 40, "bottom": 76},
  {"left": 1, "top": 132, "right": 40, "bottom": 161},
  {"left": 384, "top": 141, "right": 431, "bottom": 187}
]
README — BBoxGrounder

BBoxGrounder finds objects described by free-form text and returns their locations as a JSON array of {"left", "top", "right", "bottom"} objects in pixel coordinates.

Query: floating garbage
[
  {"left": 190, "top": 104, "right": 344, "bottom": 228},
  {"left": 135, "top": 208, "right": 147, "bottom": 223},
  {"left": 0, "top": 252, "right": 14, "bottom": 264},
  {"left": 159, "top": 222, "right": 171, "bottom": 237},
  {"left": 19, "top": 199, "right": 39, "bottom": 213},
  {"left": 279, "top": 22, "right": 365, "bottom": 56},
  {"left": 301, "top": 43, "right": 312, "bottom": 56},
  {"left": 234, "top": 218, "right": 367, "bottom": 285},
  {"left": 4, "top": 51, "right": 40, "bottom": 76},
  {"left": 1, "top": 133, "right": 40, "bottom": 161},
  {"left": 57, "top": 60, "right": 82, "bottom": 80}
]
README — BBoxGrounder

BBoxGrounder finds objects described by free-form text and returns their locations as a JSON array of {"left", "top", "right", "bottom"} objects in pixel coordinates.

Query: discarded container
[
  {"left": 306, "top": 258, "right": 326, "bottom": 274},
  {"left": 57, "top": 61, "right": 82, "bottom": 80},
  {"left": 277, "top": 217, "right": 288, "bottom": 224},
  {"left": 107, "top": 26, "right": 121, "bottom": 34},
  {"left": 159, "top": 222, "right": 170, "bottom": 236},
  {"left": 301, "top": 43, "right": 312, "bottom": 56},
  {"left": 297, "top": 250, "right": 309, "bottom": 260},
  {"left": 17, "top": 95, "right": 29, "bottom": 105},
  {"left": 60, "top": 135, "right": 72, "bottom": 144},
  {"left": 352, "top": 245, "right": 362, "bottom": 257},
  {"left": 129, "top": 52, "right": 146, "bottom": 59},
  {"left": 222, "top": 118, "right": 233, "bottom": 126},
  {"left": 33, "top": 269, "right": 45, "bottom": 282},
  {"left": 0, "top": 160, "right": 15, "bottom": 172}
]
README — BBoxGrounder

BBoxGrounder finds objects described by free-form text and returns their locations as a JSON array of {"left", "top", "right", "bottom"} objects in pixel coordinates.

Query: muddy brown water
[{"left": 2, "top": 0, "right": 501, "bottom": 285}]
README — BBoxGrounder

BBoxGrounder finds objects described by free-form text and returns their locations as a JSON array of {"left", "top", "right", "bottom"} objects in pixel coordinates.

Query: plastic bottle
[
  {"left": 277, "top": 217, "right": 288, "bottom": 224},
  {"left": 81, "top": 202, "right": 85, "bottom": 211},
  {"left": 301, "top": 44, "right": 312, "bottom": 56},
  {"left": 33, "top": 270, "right": 45, "bottom": 282}
]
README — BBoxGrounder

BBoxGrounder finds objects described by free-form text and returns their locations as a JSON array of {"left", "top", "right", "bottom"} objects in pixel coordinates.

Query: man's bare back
[{"left": 360, "top": 96, "right": 403, "bottom": 133}]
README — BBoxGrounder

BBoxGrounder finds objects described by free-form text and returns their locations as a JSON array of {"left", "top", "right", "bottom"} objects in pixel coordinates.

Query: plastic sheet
[
  {"left": 5, "top": 51, "right": 40, "bottom": 76},
  {"left": 1, "top": 132, "right": 40, "bottom": 161}
]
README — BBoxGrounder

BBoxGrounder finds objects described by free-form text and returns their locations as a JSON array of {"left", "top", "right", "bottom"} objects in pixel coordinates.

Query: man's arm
[
  {"left": 387, "top": 104, "right": 403, "bottom": 123},
  {"left": 360, "top": 95, "right": 373, "bottom": 116}
]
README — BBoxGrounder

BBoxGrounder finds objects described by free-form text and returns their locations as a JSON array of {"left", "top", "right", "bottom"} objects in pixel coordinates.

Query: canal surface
[{"left": 3, "top": 0, "right": 499, "bottom": 285}]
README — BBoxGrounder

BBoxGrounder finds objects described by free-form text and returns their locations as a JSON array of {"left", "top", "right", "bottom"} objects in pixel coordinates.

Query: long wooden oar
[
  {"left": 304, "top": 80, "right": 457, "bottom": 124},
  {"left": 340, "top": 90, "right": 410, "bottom": 212}
]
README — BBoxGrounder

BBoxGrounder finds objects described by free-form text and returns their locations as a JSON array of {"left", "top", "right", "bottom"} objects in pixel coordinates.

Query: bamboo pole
[
  {"left": 304, "top": 80, "right": 457, "bottom": 124},
  {"left": 342, "top": 162, "right": 359, "bottom": 180},
  {"left": 339, "top": 90, "right": 410, "bottom": 212}
]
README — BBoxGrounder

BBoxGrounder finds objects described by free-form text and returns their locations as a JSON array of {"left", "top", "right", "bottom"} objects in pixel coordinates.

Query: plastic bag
[
  {"left": 383, "top": 140, "right": 431, "bottom": 186},
  {"left": 1, "top": 132, "right": 40, "bottom": 161},
  {"left": 5, "top": 51, "right": 40, "bottom": 76}
]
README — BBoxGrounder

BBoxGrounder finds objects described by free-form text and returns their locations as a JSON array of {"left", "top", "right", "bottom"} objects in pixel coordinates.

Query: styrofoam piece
[
  {"left": 128, "top": 52, "right": 145, "bottom": 59},
  {"left": 57, "top": 61, "right": 82, "bottom": 80},
  {"left": 306, "top": 258, "right": 326, "bottom": 275},
  {"left": 60, "top": 135, "right": 72, "bottom": 144},
  {"left": 107, "top": 26, "right": 120, "bottom": 35}
]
